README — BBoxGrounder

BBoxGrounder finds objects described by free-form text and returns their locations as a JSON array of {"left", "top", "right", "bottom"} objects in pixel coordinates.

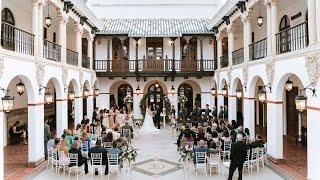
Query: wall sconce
[
  {"left": 16, "top": 79, "right": 25, "bottom": 96},
  {"left": 295, "top": 84, "right": 316, "bottom": 112},
  {"left": 0, "top": 88, "right": 14, "bottom": 113}
]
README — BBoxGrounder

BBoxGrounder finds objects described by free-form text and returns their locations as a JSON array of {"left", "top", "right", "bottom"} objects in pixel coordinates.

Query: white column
[
  {"left": 56, "top": 100, "right": 68, "bottom": 136},
  {"left": 74, "top": 97, "right": 83, "bottom": 124},
  {"left": 201, "top": 92, "right": 214, "bottom": 109},
  {"left": 28, "top": 104, "right": 45, "bottom": 166},
  {"left": 271, "top": 1, "right": 278, "bottom": 55},
  {"left": 87, "top": 35, "right": 94, "bottom": 69},
  {"left": 227, "top": 25, "right": 234, "bottom": 66},
  {"left": 133, "top": 94, "right": 143, "bottom": 119},
  {"left": 74, "top": 24, "right": 83, "bottom": 68},
  {"left": 317, "top": 0, "right": 320, "bottom": 43},
  {"left": 216, "top": 34, "right": 222, "bottom": 69},
  {"left": 38, "top": 3, "right": 44, "bottom": 58},
  {"left": 0, "top": 112, "right": 4, "bottom": 178},
  {"left": 242, "top": 14, "right": 252, "bottom": 62},
  {"left": 266, "top": 3, "right": 272, "bottom": 56},
  {"left": 228, "top": 96, "right": 237, "bottom": 121},
  {"left": 96, "top": 93, "right": 110, "bottom": 110},
  {"left": 308, "top": 0, "right": 317, "bottom": 45},
  {"left": 32, "top": 1, "right": 39, "bottom": 57},
  {"left": 58, "top": 11, "right": 68, "bottom": 63},
  {"left": 87, "top": 95, "right": 94, "bottom": 120},
  {"left": 243, "top": 98, "right": 255, "bottom": 136},
  {"left": 267, "top": 101, "right": 283, "bottom": 160}
]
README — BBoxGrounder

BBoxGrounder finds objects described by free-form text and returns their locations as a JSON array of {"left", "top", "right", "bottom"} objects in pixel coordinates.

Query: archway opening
[
  {"left": 178, "top": 83, "right": 193, "bottom": 113},
  {"left": 235, "top": 79, "right": 244, "bottom": 126},
  {"left": 117, "top": 84, "right": 133, "bottom": 111},
  {"left": 82, "top": 81, "right": 90, "bottom": 117},
  {"left": 67, "top": 82, "right": 75, "bottom": 130},
  {"left": 44, "top": 79, "right": 57, "bottom": 135},
  {"left": 254, "top": 77, "right": 267, "bottom": 141}
]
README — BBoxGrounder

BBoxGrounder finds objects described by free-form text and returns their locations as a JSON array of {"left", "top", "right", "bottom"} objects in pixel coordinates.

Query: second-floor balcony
[
  {"left": 1, "top": 22, "right": 34, "bottom": 55},
  {"left": 43, "top": 40, "right": 61, "bottom": 62},
  {"left": 82, "top": 55, "right": 90, "bottom": 69},
  {"left": 66, "top": 49, "right": 78, "bottom": 66},
  {"left": 94, "top": 58, "right": 214, "bottom": 77},
  {"left": 220, "top": 54, "right": 228, "bottom": 68},
  {"left": 232, "top": 48, "right": 244, "bottom": 65},
  {"left": 249, "top": 38, "right": 267, "bottom": 61},
  {"left": 276, "top": 22, "right": 308, "bottom": 55}
]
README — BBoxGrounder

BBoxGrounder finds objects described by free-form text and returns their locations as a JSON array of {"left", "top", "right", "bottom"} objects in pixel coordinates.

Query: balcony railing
[
  {"left": 249, "top": 38, "right": 267, "bottom": 61},
  {"left": 232, "top": 48, "right": 244, "bottom": 65},
  {"left": 82, "top": 55, "right": 90, "bottom": 69},
  {"left": 94, "top": 59, "right": 214, "bottom": 73},
  {"left": 220, "top": 54, "right": 229, "bottom": 68},
  {"left": 276, "top": 22, "right": 308, "bottom": 55},
  {"left": 1, "top": 22, "right": 34, "bottom": 55},
  {"left": 43, "top": 40, "right": 61, "bottom": 62},
  {"left": 66, "top": 49, "right": 78, "bottom": 66}
]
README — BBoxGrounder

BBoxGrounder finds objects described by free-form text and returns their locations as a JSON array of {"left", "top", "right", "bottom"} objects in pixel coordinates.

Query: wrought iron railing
[
  {"left": 93, "top": 59, "right": 214, "bottom": 72},
  {"left": 1, "top": 22, "right": 34, "bottom": 55},
  {"left": 82, "top": 55, "right": 90, "bottom": 69},
  {"left": 249, "top": 38, "right": 267, "bottom": 61},
  {"left": 276, "top": 22, "right": 308, "bottom": 55},
  {"left": 220, "top": 54, "right": 229, "bottom": 68},
  {"left": 232, "top": 48, "right": 244, "bottom": 65},
  {"left": 43, "top": 40, "right": 61, "bottom": 62},
  {"left": 66, "top": 49, "right": 78, "bottom": 66}
]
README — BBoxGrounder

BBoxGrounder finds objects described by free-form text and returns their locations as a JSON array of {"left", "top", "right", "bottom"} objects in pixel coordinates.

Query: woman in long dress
[
  {"left": 140, "top": 105, "right": 160, "bottom": 133},
  {"left": 109, "top": 107, "right": 115, "bottom": 128},
  {"left": 102, "top": 109, "right": 109, "bottom": 128}
]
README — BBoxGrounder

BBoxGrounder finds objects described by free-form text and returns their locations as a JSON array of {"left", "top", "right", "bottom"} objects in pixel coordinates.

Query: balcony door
[
  {"left": 1, "top": 8, "right": 15, "bottom": 51},
  {"left": 145, "top": 38, "right": 163, "bottom": 71},
  {"left": 181, "top": 37, "right": 197, "bottom": 72},
  {"left": 279, "top": 15, "right": 291, "bottom": 53},
  {"left": 112, "top": 37, "right": 129, "bottom": 72}
]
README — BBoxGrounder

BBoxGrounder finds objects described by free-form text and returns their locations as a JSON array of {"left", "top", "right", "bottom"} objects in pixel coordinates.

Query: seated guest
[
  {"left": 122, "top": 121, "right": 134, "bottom": 139},
  {"left": 68, "top": 141, "right": 89, "bottom": 174},
  {"left": 185, "top": 133, "right": 195, "bottom": 145},
  {"left": 196, "top": 126, "right": 206, "bottom": 143},
  {"left": 250, "top": 134, "right": 264, "bottom": 148},
  {"left": 231, "top": 120, "right": 238, "bottom": 129},
  {"left": 81, "top": 115, "right": 90, "bottom": 125},
  {"left": 73, "top": 124, "right": 82, "bottom": 139},
  {"left": 103, "top": 132, "right": 113, "bottom": 143},
  {"left": 211, "top": 131, "right": 220, "bottom": 143},
  {"left": 115, "top": 136, "right": 128, "bottom": 148},
  {"left": 220, "top": 130, "right": 230, "bottom": 150},
  {"left": 66, "top": 130, "right": 75, "bottom": 150},
  {"left": 208, "top": 140, "right": 220, "bottom": 154},
  {"left": 193, "top": 140, "right": 213, "bottom": 163},
  {"left": 244, "top": 128, "right": 251, "bottom": 144},
  {"left": 58, "top": 139, "right": 69, "bottom": 155},
  {"left": 108, "top": 141, "right": 122, "bottom": 155},
  {"left": 112, "top": 127, "right": 121, "bottom": 140},
  {"left": 81, "top": 132, "right": 91, "bottom": 149},
  {"left": 47, "top": 135, "right": 57, "bottom": 152},
  {"left": 53, "top": 138, "right": 61, "bottom": 151},
  {"left": 89, "top": 140, "right": 109, "bottom": 175}
]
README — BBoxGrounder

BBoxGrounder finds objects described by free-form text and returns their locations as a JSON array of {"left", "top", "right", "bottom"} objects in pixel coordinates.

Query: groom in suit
[
  {"left": 151, "top": 104, "right": 157, "bottom": 124},
  {"left": 155, "top": 105, "right": 161, "bottom": 129}
]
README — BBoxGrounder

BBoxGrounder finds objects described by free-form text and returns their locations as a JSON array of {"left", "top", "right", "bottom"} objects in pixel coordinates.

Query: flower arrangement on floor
[
  {"left": 178, "top": 139, "right": 194, "bottom": 162},
  {"left": 133, "top": 119, "right": 143, "bottom": 129},
  {"left": 119, "top": 146, "right": 138, "bottom": 165},
  {"left": 170, "top": 121, "right": 177, "bottom": 129}
]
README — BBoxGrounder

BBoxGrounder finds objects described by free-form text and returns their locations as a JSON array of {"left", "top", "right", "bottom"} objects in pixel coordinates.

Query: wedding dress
[{"left": 140, "top": 107, "right": 159, "bottom": 134}]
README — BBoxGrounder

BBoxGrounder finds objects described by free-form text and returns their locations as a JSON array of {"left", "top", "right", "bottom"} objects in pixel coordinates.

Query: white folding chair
[
  {"left": 250, "top": 148, "right": 260, "bottom": 172},
  {"left": 195, "top": 152, "right": 207, "bottom": 176},
  {"left": 51, "top": 150, "right": 59, "bottom": 173},
  {"left": 58, "top": 151, "right": 69, "bottom": 175},
  {"left": 108, "top": 153, "right": 120, "bottom": 179},
  {"left": 68, "top": 153, "right": 82, "bottom": 180},
  {"left": 258, "top": 145, "right": 268, "bottom": 168},
  {"left": 244, "top": 149, "right": 251, "bottom": 174},
  {"left": 221, "top": 140, "right": 231, "bottom": 161},
  {"left": 208, "top": 153, "right": 220, "bottom": 176},
  {"left": 81, "top": 141, "right": 89, "bottom": 157},
  {"left": 47, "top": 149, "right": 53, "bottom": 169},
  {"left": 103, "top": 142, "right": 113, "bottom": 151},
  {"left": 90, "top": 153, "right": 103, "bottom": 178}
]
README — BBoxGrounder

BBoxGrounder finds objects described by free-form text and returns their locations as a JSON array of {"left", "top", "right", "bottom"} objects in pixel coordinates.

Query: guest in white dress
[
  {"left": 115, "top": 110, "right": 126, "bottom": 128},
  {"left": 112, "top": 127, "right": 121, "bottom": 140},
  {"left": 102, "top": 109, "right": 109, "bottom": 128}
]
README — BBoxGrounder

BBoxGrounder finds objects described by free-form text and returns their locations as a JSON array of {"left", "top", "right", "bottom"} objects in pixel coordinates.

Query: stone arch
[
  {"left": 143, "top": 80, "right": 168, "bottom": 94},
  {"left": 248, "top": 75, "right": 267, "bottom": 98},
  {"left": 43, "top": 77, "right": 63, "bottom": 99},
  {"left": 67, "top": 79, "right": 80, "bottom": 97}
]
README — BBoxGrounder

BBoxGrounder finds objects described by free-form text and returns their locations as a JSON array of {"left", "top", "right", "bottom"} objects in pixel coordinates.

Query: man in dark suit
[
  {"left": 69, "top": 141, "right": 89, "bottom": 174},
  {"left": 196, "top": 106, "right": 202, "bottom": 122},
  {"left": 228, "top": 134, "right": 247, "bottom": 180},
  {"left": 204, "top": 104, "right": 211, "bottom": 121},
  {"left": 190, "top": 105, "right": 197, "bottom": 122},
  {"left": 218, "top": 106, "right": 224, "bottom": 119},
  {"left": 92, "top": 107, "right": 99, "bottom": 122},
  {"left": 155, "top": 105, "right": 161, "bottom": 129},
  {"left": 178, "top": 108, "right": 187, "bottom": 124},
  {"left": 44, "top": 119, "right": 51, "bottom": 160},
  {"left": 89, "top": 140, "right": 109, "bottom": 175}
]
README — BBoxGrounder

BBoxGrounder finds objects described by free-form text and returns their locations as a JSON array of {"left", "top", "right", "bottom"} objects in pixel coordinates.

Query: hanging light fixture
[
  {"left": 83, "top": 87, "right": 90, "bottom": 98},
  {"left": 258, "top": 88, "right": 267, "bottom": 102},
  {"left": 295, "top": 94, "right": 307, "bottom": 112},
  {"left": 211, "top": 87, "right": 216, "bottom": 96},
  {"left": 236, "top": 88, "right": 243, "bottom": 99},
  {"left": 94, "top": 87, "right": 100, "bottom": 96},
  {"left": 45, "top": 2, "right": 52, "bottom": 28},
  {"left": 171, "top": 85, "right": 176, "bottom": 95},
  {"left": 136, "top": 86, "right": 141, "bottom": 95},
  {"left": 222, "top": 86, "right": 228, "bottom": 96},
  {"left": 285, "top": 78, "right": 293, "bottom": 91},
  {"left": 44, "top": 91, "right": 54, "bottom": 104},
  {"left": 68, "top": 90, "right": 75, "bottom": 101},
  {"left": 16, "top": 79, "right": 25, "bottom": 96},
  {"left": 155, "top": 82, "right": 160, "bottom": 88},
  {"left": 257, "top": 2, "right": 264, "bottom": 27},
  {"left": 1, "top": 90, "right": 14, "bottom": 113}
]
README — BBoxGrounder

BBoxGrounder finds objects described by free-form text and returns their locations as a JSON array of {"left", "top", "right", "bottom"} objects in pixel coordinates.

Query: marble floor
[{"left": 27, "top": 127, "right": 284, "bottom": 180}]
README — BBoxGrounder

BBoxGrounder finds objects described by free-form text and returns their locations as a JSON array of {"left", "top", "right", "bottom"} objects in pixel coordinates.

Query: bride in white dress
[{"left": 140, "top": 105, "right": 160, "bottom": 133}]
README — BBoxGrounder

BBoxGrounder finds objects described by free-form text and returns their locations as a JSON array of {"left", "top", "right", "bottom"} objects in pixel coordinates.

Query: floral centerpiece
[
  {"left": 178, "top": 139, "right": 194, "bottom": 162},
  {"left": 119, "top": 146, "right": 138, "bottom": 165},
  {"left": 133, "top": 119, "right": 143, "bottom": 129},
  {"left": 123, "top": 95, "right": 133, "bottom": 104}
]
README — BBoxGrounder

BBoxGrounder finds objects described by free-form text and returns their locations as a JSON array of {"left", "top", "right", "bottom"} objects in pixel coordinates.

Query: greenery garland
[{"left": 140, "top": 93, "right": 171, "bottom": 120}]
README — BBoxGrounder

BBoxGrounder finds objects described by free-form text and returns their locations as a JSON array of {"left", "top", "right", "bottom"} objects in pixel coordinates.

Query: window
[
  {"left": 180, "top": 37, "right": 197, "bottom": 60},
  {"left": 53, "top": 32, "right": 56, "bottom": 43},
  {"left": 146, "top": 38, "right": 163, "bottom": 59},
  {"left": 1, "top": 8, "right": 14, "bottom": 25},
  {"left": 43, "top": 28, "right": 47, "bottom": 40},
  {"left": 112, "top": 37, "right": 129, "bottom": 60},
  {"left": 279, "top": 15, "right": 290, "bottom": 31}
]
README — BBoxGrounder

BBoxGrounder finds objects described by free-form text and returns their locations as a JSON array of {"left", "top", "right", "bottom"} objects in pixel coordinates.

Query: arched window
[
  {"left": 148, "top": 83, "right": 163, "bottom": 109},
  {"left": 178, "top": 84, "right": 193, "bottom": 112},
  {"left": 118, "top": 84, "right": 133, "bottom": 110},
  {"left": 1, "top": 8, "right": 15, "bottom": 25},
  {"left": 279, "top": 15, "right": 290, "bottom": 32}
]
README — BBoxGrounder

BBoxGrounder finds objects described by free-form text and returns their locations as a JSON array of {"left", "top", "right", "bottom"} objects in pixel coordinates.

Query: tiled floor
[
  {"left": 30, "top": 127, "right": 283, "bottom": 180},
  {"left": 4, "top": 144, "right": 45, "bottom": 180}
]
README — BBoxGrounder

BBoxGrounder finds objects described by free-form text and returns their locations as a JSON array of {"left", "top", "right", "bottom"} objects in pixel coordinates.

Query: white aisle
[{"left": 29, "top": 127, "right": 283, "bottom": 180}]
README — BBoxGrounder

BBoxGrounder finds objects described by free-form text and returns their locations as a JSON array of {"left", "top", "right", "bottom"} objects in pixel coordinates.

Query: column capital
[
  {"left": 216, "top": 33, "right": 222, "bottom": 41},
  {"left": 31, "top": 0, "right": 46, "bottom": 5},
  {"left": 241, "top": 10, "right": 253, "bottom": 23},
  {"left": 57, "top": 9, "right": 69, "bottom": 23},
  {"left": 197, "top": 36, "right": 205, "bottom": 40},
  {"left": 85, "top": 33, "right": 95, "bottom": 42},
  {"left": 74, "top": 23, "right": 83, "bottom": 34},
  {"left": 183, "top": 36, "right": 192, "bottom": 43},
  {"left": 227, "top": 24, "right": 235, "bottom": 34}
]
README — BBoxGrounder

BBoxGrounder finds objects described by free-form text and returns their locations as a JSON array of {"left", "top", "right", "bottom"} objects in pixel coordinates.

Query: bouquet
[
  {"left": 123, "top": 95, "right": 133, "bottom": 103},
  {"left": 133, "top": 120, "right": 143, "bottom": 129},
  {"left": 119, "top": 146, "right": 138, "bottom": 164},
  {"left": 178, "top": 95, "right": 188, "bottom": 103},
  {"left": 178, "top": 139, "right": 194, "bottom": 162},
  {"left": 170, "top": 121, "right": 177, "bottom": 128}
]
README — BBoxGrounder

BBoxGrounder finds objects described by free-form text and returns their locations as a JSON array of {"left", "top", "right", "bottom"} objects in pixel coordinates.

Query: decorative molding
[
  {"left": 306, "top": 52, "right": 320, "bottom": 88},
  {"left": 242, "top": 64, "right": 248, "bottom": 86},
  {"left": 91, "top": 72, "right": 96, "bottom": 89},
  {"left": 265, "top": 59, "right": 275, "bottom": 85},
  {"left": 62, "top": 67, "right": 68, "bottom": 88},
  {"left": 216, "top": 72, "right": 220, "bottom": 89},
  {"left": 0, "top": 56, "right": 4, "bottom": 79},
  {"left": 227, "top": 68, "right": 232, "bottom": 87},
  {"left": 36, "top": 63, "right": 45, "bottom": 86},
  {"left": 79, "top": 70, "right": 83, "bottom": 91}
]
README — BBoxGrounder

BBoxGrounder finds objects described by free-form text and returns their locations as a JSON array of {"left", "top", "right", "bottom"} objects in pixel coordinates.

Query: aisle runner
[{"left": 132, "top": 159, "right": 182, "bottom": 176}]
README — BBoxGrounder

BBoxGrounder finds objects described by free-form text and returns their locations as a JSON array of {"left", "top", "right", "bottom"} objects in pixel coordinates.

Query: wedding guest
[
  {"left": 112, "top": 127, "right": 121, "bottom": 140},
  {"left": 250, "top": 134, "right": 264, "bottom": 148},
  {"left": 108, "top": 141, "right": 121, "bottom": 155},
  {"left": 81, "top": 115, "right": 90, "bottom": 125},
  {"left": 44, "top": 119, "right": 51, "bottom": 160},
  {"left": 89, "top": 140, "right": 109, "bottom": 175},
  {"left": 58, "top": 139, "right": 69, "bottom": 155},
  {"left": 69, "top": 141, "right": 89, "bottom": 174},
  {"left": 81, "top": 132, "right": 91, "bottom": 149},
  {"left": 244, "top": 128, "right": 251, "bottom": 144},
  {"left": 221, "top": 130, "right": 230, "bottom": 151},
  {"left": 47, "top": 135, "right": 57, "bottom": 152},
  {"left": 102, "top": 109, "right": 109, "bottom": 128},
  {"left": 228, "top": 134, "right": 247, "bottom": 180},
  {"left": 115, "top": 136, "right": 128, "bottom": 148},
  {"left": 193, "top": 140, "right": 213, "bottom": 163},
  {"left": 66, "top": 130, "right": 74, "bottom": 150},
  {"left": 73, "top": 124, "right": 82, "bottom": 139},
  {"left": 103, "top": 132, "right": 113, "bottom": 143},
  {"left": 10, "top": 121, "right": 27, "bottom": 145}
]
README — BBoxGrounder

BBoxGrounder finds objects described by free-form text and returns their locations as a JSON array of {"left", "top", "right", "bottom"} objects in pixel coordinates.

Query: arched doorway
[
  {"left": 178, "top": 84, "right": 193, "bottom": 113},
  {"left": 67, "top": 82, "right": 75, "bottom": 129},
  {"left": 235, "top": 79, "right": 244, "bottom": 126},
  {"left": 82, "top": 81, "right": 90, "bottom": 117},
  {"left": 147, "top": 83, "right": 163, "bottom": 110},
  {"left": 117, "top": 84, "right": 133, "bottom": 110},
  {"left": 43, "top": 79, "right": 57, "bottom": 135}
]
